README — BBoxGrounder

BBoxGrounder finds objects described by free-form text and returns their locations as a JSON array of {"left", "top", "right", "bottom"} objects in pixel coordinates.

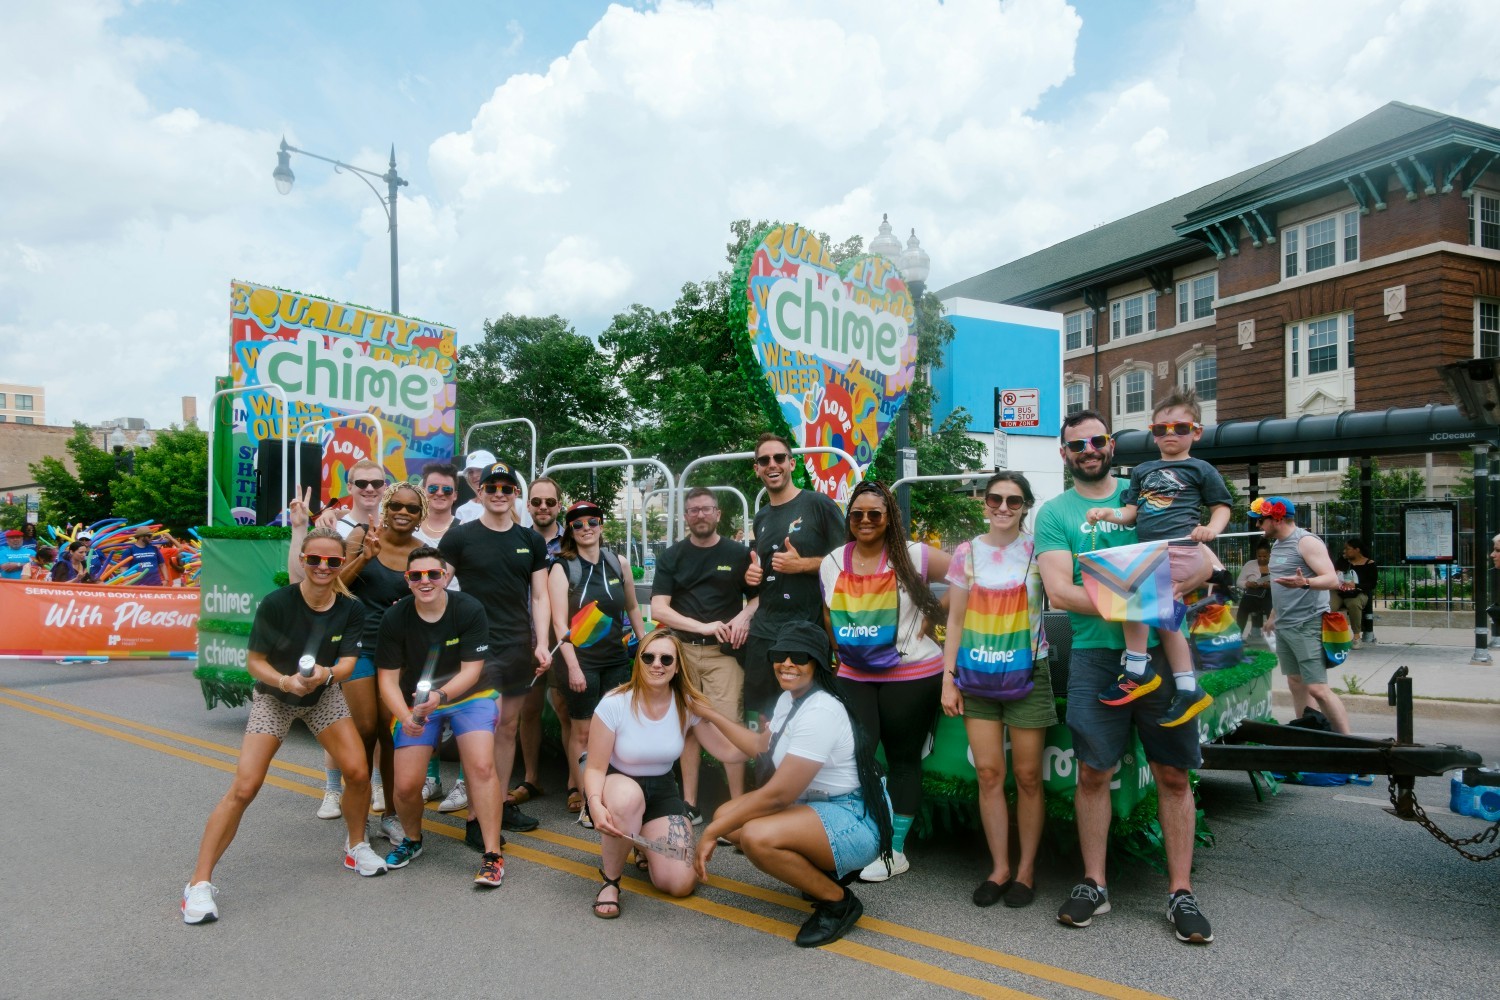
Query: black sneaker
[
  {"left": 1057, "top": 878, "right": 1110, "bottom": 927},
  {"left": 1167, "top": 889, "right": 1213, "bottom": 943},
  {"left": 794, "top": 888, "right": 864, "bottom": 948},
  {"left": 464, "top": 818, "right": 506, "bottom": 852},
  {"left": 685, "top": 805, "right": 704, "bottom": 826},
  {"left": 502, "top": 802, "right": 539, "bottom": 832}
]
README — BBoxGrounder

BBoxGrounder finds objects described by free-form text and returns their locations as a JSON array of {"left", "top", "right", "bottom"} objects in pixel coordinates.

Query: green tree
[
  {"left": 457, "top": 314, "right": 629, "bottom": 506},
  {"left": 30, "top": 423, "right": 120, "bottom": 529},
  {"left": 111, "top": 425, "right": 209, "bottom": 534},
  {"left": 1337, "top": 459, "right": 1426, "bottom": 502}
]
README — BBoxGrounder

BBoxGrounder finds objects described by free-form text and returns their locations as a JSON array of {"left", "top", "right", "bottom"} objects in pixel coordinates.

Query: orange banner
[{"left": 0, "top": 579, "right": 200, "bottom": 659}]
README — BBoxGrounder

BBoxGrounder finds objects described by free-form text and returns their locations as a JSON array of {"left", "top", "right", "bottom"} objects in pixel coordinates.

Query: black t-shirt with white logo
[
  {"left": 439, "top": 520, "right": 548, "bottom": 648},
  {"left": 375, "top": 591, "right": 491, "bottom": 705},
  {"left": 750, "top": 489, "right": 846, "bottom": 639},
  {"left": 248, "top": 584, "right": 365, "bottom": 707},
  {"left": 652, "top": 537, "right": 754, "bottom": 625}
]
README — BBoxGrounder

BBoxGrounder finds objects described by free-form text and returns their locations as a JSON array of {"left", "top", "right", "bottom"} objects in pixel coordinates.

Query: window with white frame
[
  {"left": 1287, "top": 312, "right": 1355, "bottom": 380},
  {"left": 1176, "top": 273, "right": 1216, "bottom": 324},
  {"left": 1179, "top": 353, "right": 1217, "bottom": 401},
  {"left": 1110, "top": 365, "right": 1152, "bottom": 424},
  {"left": 1110, "top": 291, "right": 1157, "bottom": 340},
  {"left": 1282, "top": 211, "right": 1359, "bottom": 278},
  {"left": 1472, "top": 193, "right": 1500, "bottom": 251},
  {"left": 1478, "top": 299, "right": 1500, "bottom": 358},
  {"left": 1064, "top": 310, "right": 1095, "bottom": 352},
  {"left": 1064, "top": 378, "right": 1089, "bottom": 415}
]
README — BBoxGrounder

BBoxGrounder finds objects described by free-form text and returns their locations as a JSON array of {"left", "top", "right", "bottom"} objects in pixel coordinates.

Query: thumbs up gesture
[
  {"left": 772, "top": 535, "right": 801, "bottom": 574},
  {"left": 745, "top": 550, "right": 764, "bottom": 587}
]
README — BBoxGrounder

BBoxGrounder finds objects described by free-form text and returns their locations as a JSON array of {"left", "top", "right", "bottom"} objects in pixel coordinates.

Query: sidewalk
[{"left": 1254, "top": 624, "right": 1500, "bottom": 723}]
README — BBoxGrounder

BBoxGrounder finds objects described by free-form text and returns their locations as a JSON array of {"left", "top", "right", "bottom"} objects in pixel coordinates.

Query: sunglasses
[
  {"left": 301, "top": 554, "right": 346, "bottom": 569},
  {"left": 351, "top": 478, "right": 387, "bottom": 490},
  {"left": 426, "top": 485, "right": 455, "bottom": 495},
  {"left": 755, "top": 452, "right": 790, "bottom": 467},
  {"left": 529, "top": 497, "right": 558, "bottom": 508},
  {"left": 570, "top": 516, "right": 603, "bottom": 529},
  {"left": 405, "top": 568, "right": 444, "bottom": 582},
  {"left": 387, "top": 501, "right": 422, "bottom": 515},
  {"left": 848, "top": 509, "right": 886, "bottom": 523},
  {"left": 640, "top": 652, "right": 676, "bottom": 667},
  {"left": 769, "top": 650, "right": 814, "bottom": 666},
  {"left": 1063, "top": 434, "right": 1111, "bottom": 453},
  {"left": 481, "top": 482, "right": 518, "bottom": 495},
  {"left": 1149, "top": 421, "right": 1201, "bottom": 437},
  {"left": 985, "top": 493, "right": 1026, "bottom": 511}
]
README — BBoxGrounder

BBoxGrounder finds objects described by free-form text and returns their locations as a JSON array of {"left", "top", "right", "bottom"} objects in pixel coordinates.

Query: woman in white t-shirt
[
  {"left": 818, "top": 480, "right": 950, "bottom": 882},
  {"left": 693, "top": 621, "right": 893, "bottom": 949},
  {"left": 582, "top": 629, "right": 744, "bottom": 918}
]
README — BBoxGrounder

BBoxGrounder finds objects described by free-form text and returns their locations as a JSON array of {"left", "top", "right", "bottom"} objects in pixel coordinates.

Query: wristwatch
[
  {"left": 1303, "top": 581, "right": 1311, "bottom": 589},
  {"left": 435, "top": 688, "right": 450, "bottom": 705}
]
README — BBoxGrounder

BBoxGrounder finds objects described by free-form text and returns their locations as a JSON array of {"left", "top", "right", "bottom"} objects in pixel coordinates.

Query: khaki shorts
[
  {"left": 681, "top": 642, "right": 743, "bottom": 721},
  {"left": 1276, "top": 617, "right": 1329, "bottom": 685},
  {"left": 961, "top": 657, "right": 1058, "bottom": 729}
]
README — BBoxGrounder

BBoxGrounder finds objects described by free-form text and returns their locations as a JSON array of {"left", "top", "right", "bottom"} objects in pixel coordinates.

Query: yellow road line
[{"left": 0, "top": 685, "right": 1174, "bottom": 1000}]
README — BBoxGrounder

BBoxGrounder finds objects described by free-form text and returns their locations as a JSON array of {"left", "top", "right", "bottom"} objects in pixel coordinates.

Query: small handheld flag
[{"left": 568, "top": 601, "right": 612, "bottom": 649}]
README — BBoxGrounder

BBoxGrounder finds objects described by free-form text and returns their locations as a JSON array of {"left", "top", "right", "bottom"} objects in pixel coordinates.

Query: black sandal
[{"left": 593, "top": 869, "right": 622, "bottom": 919}]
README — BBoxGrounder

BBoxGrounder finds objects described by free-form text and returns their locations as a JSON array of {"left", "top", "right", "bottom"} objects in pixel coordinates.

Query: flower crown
[{"left": 1250, "top": 496, "right": 1291, "bottom": 521}]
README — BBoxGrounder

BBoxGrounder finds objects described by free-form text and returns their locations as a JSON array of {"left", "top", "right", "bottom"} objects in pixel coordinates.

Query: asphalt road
[{"left": 1, "top": 659, "right": 1497, "bottom": 1000}]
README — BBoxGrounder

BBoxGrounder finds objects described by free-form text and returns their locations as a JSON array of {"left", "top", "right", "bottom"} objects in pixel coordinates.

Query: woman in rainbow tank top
[
  {"left": 817, "top": 480, "right": 950, "bottom": 882},
  {"left": 940, "top": 471, "right": 1055, "bottom": 910}
]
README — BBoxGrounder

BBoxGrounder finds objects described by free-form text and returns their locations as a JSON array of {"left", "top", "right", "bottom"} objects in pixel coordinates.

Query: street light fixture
[
  {"left": 870, "top": 215, "right": 932, "bottom": 533},
  {"left": 272, "top": 136, "right": 409, "bottom": 314}
]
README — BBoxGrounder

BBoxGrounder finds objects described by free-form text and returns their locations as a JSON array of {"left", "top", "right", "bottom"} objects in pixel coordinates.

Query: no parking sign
[{"left": 994, "top": 388, "right": 1040, "bottom": 429}]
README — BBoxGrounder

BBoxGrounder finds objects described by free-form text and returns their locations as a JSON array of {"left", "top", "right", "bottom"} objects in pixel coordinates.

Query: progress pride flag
[{"left": 0, "top": 580, "right": 200, "bottom": 658}]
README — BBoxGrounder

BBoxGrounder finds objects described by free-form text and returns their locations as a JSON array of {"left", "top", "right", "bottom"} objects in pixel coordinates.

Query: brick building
[{"left": 938, "top": 102, "right": 1500, "bottom": 498}]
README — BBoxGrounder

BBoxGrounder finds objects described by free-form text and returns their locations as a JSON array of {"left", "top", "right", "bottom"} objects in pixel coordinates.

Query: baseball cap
[
  {"left": 4, "top": 529, "right": 22, "bottom": 539},
  {"left": 480, "top": 461, "right": 521, "bottom": 486},
  {"left": 464, "top": 449, "right": 497, "bottom": 472},
  {"left": 563, "top": 499, "right": 605, "bottom": 522}
]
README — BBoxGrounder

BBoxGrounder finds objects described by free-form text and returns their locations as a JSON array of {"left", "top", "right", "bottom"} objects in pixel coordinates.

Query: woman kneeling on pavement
[
  {"left": 582, "top": 628, "right": 745, "bottom": 917},
  {"left": 694, "top": 621, "right": 893, "bottom": 948},
  {"left": 182, "top": 527, "right": 381, "bottom": 925}
]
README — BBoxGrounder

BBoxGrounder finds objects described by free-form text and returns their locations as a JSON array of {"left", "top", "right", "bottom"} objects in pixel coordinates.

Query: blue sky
[{"left": 4, "top": 0, "right": 1497, "bottom": 428}]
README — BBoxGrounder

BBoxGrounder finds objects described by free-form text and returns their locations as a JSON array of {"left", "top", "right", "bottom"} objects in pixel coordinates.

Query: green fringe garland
[
  {"left": 192, "top": 665, "right": 255, "bottom": 710},
  {"left": 194, "top": 525, "right": 293, "bottom": 540},
  {"left": 199, "top": 618, "right": 253, "bottom": 636}
]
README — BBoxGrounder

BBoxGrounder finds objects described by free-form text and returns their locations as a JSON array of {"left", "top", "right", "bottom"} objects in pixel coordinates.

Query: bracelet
[{"left": 278, "top": 674, "right": 289, "bottom": 692}]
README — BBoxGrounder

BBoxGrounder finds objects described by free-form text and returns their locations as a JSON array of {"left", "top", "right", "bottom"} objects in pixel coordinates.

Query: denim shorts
[
  {"left": 349, "top": 654, "right": 377, "bottom": 682},
  {"left": 390, "top": 693, "right": 499, "bottom": 749},
  {"left": 1065, "top": 646, "right": 1201, "bottom": 772},
  {"left": 801, "top": 788, "right": 884, "bottom": 879}
]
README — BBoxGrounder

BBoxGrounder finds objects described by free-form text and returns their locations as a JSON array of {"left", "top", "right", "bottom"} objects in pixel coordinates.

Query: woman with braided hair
[
  {"left": 693, "top": 621, "right": 893, "bottom": 949},
  {"left": 815, "top": 479, "right": 949, "bottom": 881}
]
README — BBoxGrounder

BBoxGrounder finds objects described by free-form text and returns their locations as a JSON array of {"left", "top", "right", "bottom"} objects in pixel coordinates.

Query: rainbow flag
[
  {"left": 1077, "top": 539, "right": 1191, "bottom": 630},
  {"left": 568, "top": 601, "right": 612, "bottom": 649},
  {"left": 1322, "top": 611, "right": 1353, "bottom": 665},
  {"left": 1187, "top": 601, "right": 1245, "bottom": 671},
  {"left": 828, "top": 567, "right": 901, "bottom": 671}
]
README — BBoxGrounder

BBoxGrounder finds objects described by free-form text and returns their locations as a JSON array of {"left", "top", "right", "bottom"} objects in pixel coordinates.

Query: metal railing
[{"left": 463, "top": 418, "right": 537, "bottom": 482}]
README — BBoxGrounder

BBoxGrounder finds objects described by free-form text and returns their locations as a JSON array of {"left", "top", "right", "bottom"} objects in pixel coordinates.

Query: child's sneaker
[
  {"left": 1098, "top": 659, "right": 1161, "bottom": 706},
  {"left": 1160, "top": 683, "right": 1213, "bottom": 728}
]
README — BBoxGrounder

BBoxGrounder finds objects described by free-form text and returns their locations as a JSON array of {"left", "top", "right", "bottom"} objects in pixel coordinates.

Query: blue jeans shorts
[
  {"left": 801, "top": 787, "right": 886, "bottom": 879},
  {"left": 391, "top": 693, "right": 499, "bottom": 750},
  {"left": 1065, "top": 646, "right": 1201, "bottom": 772}
]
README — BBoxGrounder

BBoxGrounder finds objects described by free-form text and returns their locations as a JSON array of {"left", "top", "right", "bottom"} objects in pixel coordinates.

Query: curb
[{"left": 1271, "top": 689, "right": 1500, "bottom": 724}]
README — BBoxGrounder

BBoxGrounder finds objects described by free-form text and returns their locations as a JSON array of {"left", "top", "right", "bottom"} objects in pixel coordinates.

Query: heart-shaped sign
[{"left": 738, "top": 223, "right": 916, "bottom": 502}]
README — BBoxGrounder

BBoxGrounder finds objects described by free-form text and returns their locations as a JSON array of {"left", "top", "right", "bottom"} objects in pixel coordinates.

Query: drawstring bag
[
  {"left": 827, "top": 544, "right": 903, "bottom": 672},
  {"left": 953, "top": 545, "right": 1037, "bottom": 702},
  {"left": 1322, "top": 611, "right": 1352, "bottom": 667},
  {"left": 1186, "top": 600, "right": 1246, "bottom": 671}
]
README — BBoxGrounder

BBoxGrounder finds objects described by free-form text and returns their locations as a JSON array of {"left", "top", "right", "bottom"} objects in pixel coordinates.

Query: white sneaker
[
  {"left": 859, "top": 851, "right": 910, "bottom": 883},
  {"left": 370, "top": 783, "right": 387, "bottom": 813},
  {"left": 380, "top": 813, "right": 407, "bottom": 845},
  {"left": 316, "top": 789, "right": 342, "bottom": 820},
  {"left": 437, "top": 779, "right": 468, "bottom": 813},
  {"left": 343, "top": 840, "right": 389, "bottom": 877},
  {"left": 422, "top": 776, "right": 444, "bottom": 802},
  {"left": 181, "top": 881, "right": 219, "bottom": 924}
]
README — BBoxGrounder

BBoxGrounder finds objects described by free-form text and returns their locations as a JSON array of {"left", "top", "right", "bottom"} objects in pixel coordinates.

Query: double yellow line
[{"left": 0, "top": 684, "right": 1173, "bottom": 1000}]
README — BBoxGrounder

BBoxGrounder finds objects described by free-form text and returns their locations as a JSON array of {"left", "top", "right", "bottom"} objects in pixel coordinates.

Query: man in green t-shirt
[{"left": 1033, "top": 409, "right": 1212, "bottom": 946}]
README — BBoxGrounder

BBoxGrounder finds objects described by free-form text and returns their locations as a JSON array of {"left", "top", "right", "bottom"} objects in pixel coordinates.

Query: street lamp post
[
  {"left": 869, "top": 214, "right": 932, "bottom": 534},
  {"left": 273, "top": 137, "right": 408, "bottom": 314}
]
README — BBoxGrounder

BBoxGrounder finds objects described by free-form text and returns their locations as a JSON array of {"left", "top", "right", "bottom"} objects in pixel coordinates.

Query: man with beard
[
  {"left": 1034, "top": 410, "right": 1212, "bottom": 945},
  {"left": 651, "top": 487, "right": 757, "bottom": 817}
]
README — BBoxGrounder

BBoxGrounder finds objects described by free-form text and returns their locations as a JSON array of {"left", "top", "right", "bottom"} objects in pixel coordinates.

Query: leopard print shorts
[{"left": 246, "top": 684, "right": 351, "bottom": 740}]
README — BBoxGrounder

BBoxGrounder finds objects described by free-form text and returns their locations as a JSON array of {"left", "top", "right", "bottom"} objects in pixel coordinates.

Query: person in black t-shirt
[
  {"left": 742, "top": 432, "right": 846, "bottom": 720},
  {"left": 651, "top": 486, "right": 757, "bottom": 811},
  {"left": 438, "top": 460, "right": 551, "bottom": 833},
  {"left": 376, "top": 547, "right": 505, "bottom": 886},
  {"left": 182, "top": 528, "right": 385, "bottom": 926}
]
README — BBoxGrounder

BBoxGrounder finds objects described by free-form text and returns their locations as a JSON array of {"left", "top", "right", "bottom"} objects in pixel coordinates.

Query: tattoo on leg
[{"left": 666, "top": 814, "right": 692, "bottom": 851}]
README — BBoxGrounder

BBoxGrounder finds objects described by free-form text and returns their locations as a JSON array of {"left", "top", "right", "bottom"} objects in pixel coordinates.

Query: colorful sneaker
[
  {"left": 1160, "top": 684, "right": 1213, "bottom": 728},
  {"left": 1098, "top": 660, "right": 1161, "bottom": 706},
  {"left": 1057, "top": 878, "right": 1110, "bottom": 927},
  {"left": 437, "top": 779, "right": 468, "bottom": 813},
  {"left": 316, "top": 789, "right": 342, "bottom": 820},
  {"left": 475, "top": 851, "right": 504, "bottom": 887},
  {"left": 859, "top": 851, "right": 909, "bottom": 882},
  {"left": 385, "top": 837, "right": 424, "bottom": 869},
  {"left": 1167, "top": 889, "right": 1213, "bottom": 943},
  {"left": 344, "top": 841, "right": 389, "bottom": 877},
  {"left": 380, "top": 813, "right": 408, "bottom": 845},
  {"left": 422, "top": 776, "right": 444, "bottom": 802},
  {"left": 181, "top": 881, "right": 219, "bottom": 924},
  {"left": 503, "top": 801, "right": 539, "bottom": 832}
]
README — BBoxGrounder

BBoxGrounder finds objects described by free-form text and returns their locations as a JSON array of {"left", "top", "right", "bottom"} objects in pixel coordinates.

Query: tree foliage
[
  {"left": 30, "top": 424, "right": 121, "bottom": 528},
  {"left": 111, "top": 425, "right": 209, "bottom": 534},
  {"left": 457, "top": 314, "right": 629, "bottom": 506},
  {"left": 1337, "top": 458, "right": 1426, "bottom": 502}
]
